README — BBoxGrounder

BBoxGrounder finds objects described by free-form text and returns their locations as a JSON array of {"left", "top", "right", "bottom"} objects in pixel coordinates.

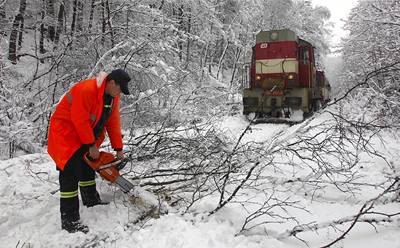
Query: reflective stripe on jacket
[{"left": 47, "top": 72, "right": 123, "bottom": 170}]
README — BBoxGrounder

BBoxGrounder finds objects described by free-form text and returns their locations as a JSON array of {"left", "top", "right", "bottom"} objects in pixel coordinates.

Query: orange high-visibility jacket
[{"left": 47, "top": 72, "right": 123, "bottom": 170}]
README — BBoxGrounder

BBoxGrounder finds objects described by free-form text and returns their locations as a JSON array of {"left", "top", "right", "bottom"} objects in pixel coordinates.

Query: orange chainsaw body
[
  {"left": 84, "top": 151, "right": 121, "bottom": 183},
  {"left": 83, "top": 151, "right": 166, "bottom": 214}
]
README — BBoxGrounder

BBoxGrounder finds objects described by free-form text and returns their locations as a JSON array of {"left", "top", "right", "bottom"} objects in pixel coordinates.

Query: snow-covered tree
[
  {"left": 341, "top": 0, "right": 400, "bottom": 124},
  {"left": 291, "top": 0, "right": 332, "bottom": 69}
]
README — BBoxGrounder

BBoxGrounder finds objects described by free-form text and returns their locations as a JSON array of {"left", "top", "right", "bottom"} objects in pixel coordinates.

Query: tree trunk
[
  {"left": 105, "top": 0, "right": 114, "bottom": 47},
  {"left": 200, "top": 42, "right": 210, "bottom": 81},
  {"left": 76, "top": 0, "right": 84, "bottom": 32},
  {"left": 0, "top": 4, "right": 6, "bottom": 36},
  {"left": 101, "top": 0, "right": 106, "bottom": 44},
  {"left": 217, "top": 40, "right": 229, "bottom": 80},
  {"left": 63, "top": 0, "right": 68, "bottom": 34},
  {"left": 184, "top": 9, "right": 191, "bottom": 69},
  {"left": 8, "top": 0, "right": 27, "bottom": 64},
  {"left": 125, "top": 8, "right": 129, "bottom": 36},
  {"left": 206, "top": 24, "right": 214, "bottom": 76},
  {"left": 71, "top": 0, "right": 77, "bottom": 35},
  {"left": 176, "top": 5, "right": 184, "bottom": 62},
  {"left": 54, "top": 3, "right": 64, "bottom": 44},
  {"left": 39, "top": 10, "right": 46, "bottom": 54},
  {"left": 88, "top": 0, "right": 96, "bottom": 32},
  {"left": 46, "top": 0, "right": 56, "bottom": 41},
  {"left": 229, "top": 47, "right": 242, "bottom": 92},
  {"left": 17, "top": 16, "right": 24, "bottom": 49}
]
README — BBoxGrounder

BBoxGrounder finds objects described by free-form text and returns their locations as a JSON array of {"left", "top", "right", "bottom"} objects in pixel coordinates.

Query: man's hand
[
  {"left": 88, "top": 145, "right": 100, "bottom": 160},
  {"left": 116, "top": 150, "right": 124, "bottom": 160}
]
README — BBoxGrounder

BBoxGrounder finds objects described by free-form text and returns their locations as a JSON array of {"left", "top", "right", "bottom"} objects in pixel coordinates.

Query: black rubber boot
[
  {"left": 61, "top": 212, "right": 89, "bottom": 234},
  {"left": 80, "top": 185, "right": 109, "bottom": 207}
]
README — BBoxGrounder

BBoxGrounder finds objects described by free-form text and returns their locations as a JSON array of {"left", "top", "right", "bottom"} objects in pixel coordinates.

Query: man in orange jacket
[{"left": 47, "top": 69, "right": 131, "bottom": 233}]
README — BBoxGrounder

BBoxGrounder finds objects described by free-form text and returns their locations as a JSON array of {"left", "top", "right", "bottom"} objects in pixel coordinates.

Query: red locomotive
[{"left": 242, "top": 29, "right": 331, "bottom": 123}]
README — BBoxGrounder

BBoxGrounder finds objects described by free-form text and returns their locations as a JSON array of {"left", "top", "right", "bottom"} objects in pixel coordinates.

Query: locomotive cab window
[{"left": 299, "top": 48, "right": 309, "bottom": 64}]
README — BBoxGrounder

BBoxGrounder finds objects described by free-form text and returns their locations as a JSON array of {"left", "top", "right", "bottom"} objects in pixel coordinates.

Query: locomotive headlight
[
  {"left": 287, "top": 74, "right": 298, "bottom": 88},
  {"left": 256, "top": 75, "right": 261, "bottom": 80}
]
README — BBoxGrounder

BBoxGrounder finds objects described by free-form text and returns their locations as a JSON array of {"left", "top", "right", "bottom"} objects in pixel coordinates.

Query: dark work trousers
[{"left": 59, "top": 146, "right": 95, "bottom": 221}]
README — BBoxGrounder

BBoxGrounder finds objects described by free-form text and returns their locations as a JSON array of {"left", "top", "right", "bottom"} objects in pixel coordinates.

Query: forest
[{"left": 0, "top": 0, "right": 333, "bottom": 149}]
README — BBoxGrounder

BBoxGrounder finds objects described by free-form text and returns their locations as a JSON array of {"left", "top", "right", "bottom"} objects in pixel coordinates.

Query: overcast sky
[{"left": 312, "top": 0, "right": 359, "bottom": 47}]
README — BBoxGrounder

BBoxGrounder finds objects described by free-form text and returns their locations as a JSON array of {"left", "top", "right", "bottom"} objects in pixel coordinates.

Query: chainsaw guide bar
[{"left": 84, "top": 151, "right": 168, "bottom": 217}]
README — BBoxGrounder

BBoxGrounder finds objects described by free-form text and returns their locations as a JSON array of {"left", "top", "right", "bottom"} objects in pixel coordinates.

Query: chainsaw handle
[
  {"left": 85, "top": 153, "right": 97, "bottom": 162},
  {"left": 115, "top": 159, "right": 128, "bottom": 171}
]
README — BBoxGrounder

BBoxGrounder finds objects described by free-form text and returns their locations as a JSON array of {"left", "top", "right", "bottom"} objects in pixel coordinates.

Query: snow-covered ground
[{"left": 1, "top": 113, "right": 400, "bottom": 248}]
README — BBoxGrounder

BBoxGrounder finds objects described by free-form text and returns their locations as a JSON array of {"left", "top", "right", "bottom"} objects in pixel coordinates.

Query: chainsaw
[{"left": 84, "top": 151, "right": 167, "bottom": 218}]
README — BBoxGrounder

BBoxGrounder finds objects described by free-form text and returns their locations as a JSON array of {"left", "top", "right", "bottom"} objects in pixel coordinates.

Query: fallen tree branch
[
  {"left": 274, "top": 177, "right": 400, "bottom": 246},
  {"left": 321, "top": 177, "right": 400, "bottom": 248},
  {"left": 209, "top": 161, "right": 259, "bottom": 215}
]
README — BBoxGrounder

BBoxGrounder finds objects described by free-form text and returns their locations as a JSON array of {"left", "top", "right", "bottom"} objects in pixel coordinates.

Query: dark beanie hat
[{"left": 107, "top": 69, "right": 131, "bottom": 95}]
